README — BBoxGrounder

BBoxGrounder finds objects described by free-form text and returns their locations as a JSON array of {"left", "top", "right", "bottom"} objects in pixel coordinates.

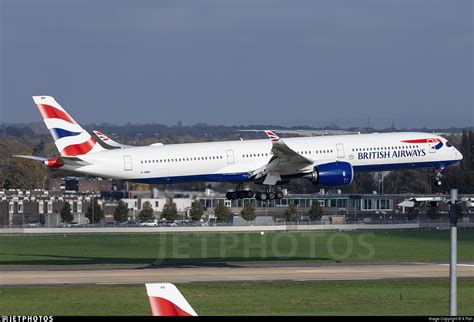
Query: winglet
[
  {"left": 146, "top": 283, "right": 198, "bottom": 316},
  {"left": 264, "top": 130, "right": 280, "bottom": 142},
  {"left": 91, "top": 130, "right": 126, "bottom": 150}
]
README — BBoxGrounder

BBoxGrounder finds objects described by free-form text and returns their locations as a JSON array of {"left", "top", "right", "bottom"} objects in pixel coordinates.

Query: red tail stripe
[
  {"left": 60, "top": 137, "right": 96, "bottom": 156},
  {"left": 36, "top": 104, "right": 76, "bottom": 124},
  {"left": 148, "top": 297, "right": 192, "bottom": 316}
]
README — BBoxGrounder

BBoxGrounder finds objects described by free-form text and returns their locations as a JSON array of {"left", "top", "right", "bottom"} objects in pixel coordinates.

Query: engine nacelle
[{"left": 304, "top": 161, "right": 354, "bottom": 186}]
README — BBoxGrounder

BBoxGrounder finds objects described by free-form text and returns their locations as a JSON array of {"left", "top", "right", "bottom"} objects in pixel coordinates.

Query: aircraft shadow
[{"left": 0, "top": 253, "right": 333, "bottom": 268}]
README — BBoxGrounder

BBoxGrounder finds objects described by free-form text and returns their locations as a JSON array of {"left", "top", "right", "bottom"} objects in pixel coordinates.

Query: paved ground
[{"left": 1, "top": 263, "right": 473, "bottom": 286}]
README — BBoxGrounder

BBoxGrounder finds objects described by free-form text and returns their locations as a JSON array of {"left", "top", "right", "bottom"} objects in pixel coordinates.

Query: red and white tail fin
[
  {"left": 32, "top": 96, "right": 106, "bottom": 157},
  {"left": 146, "top": 283, "right": 198, "bottom": 316}
]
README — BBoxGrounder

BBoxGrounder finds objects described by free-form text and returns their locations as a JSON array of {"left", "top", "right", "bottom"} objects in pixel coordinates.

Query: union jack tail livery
[
  {"left": 146, "top": 283, "right": 198, "bottom": 316},
  {"left": 33, "top": 96, "right": 105, "bottom": 157}
]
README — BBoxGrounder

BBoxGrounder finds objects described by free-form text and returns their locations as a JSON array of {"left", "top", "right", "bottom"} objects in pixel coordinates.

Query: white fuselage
[{"left": 67, "top": 132, "right": 462, "bottom": 185}]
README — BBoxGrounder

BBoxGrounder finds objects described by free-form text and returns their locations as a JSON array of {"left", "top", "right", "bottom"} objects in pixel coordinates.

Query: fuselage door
[
  {"left": 336, "top": 143, "right": 345, "bottom": 158},
  {"left": 226, "top": 150, "right": 235, "bottom": 164},
  {"left": 427, "top": 139, "right": 436, "bottom": 153},
  {"left": 123, "top": 155, "right": 133, "bottom": 171}
]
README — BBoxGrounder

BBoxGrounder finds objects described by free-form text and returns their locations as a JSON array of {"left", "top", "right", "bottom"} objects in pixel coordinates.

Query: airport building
[{"left": 0, "top": 187, "right": 472, "bottom": 227}]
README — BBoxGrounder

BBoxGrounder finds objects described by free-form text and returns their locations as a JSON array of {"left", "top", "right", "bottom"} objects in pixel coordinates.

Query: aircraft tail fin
[
  {"left": 32, "top": 96, "right": 106, "bottom": 157},
  {"left": 145, "top": 283, "right": 198, "bottom": 316}
]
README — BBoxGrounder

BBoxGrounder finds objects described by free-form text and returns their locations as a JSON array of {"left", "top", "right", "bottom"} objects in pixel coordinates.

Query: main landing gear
[
  {"left": 225, "top": 190, "right": 254, "bottom": 200},
  {"left": 225, "top": 184, "right": 255, "bottom": 200},
  {"left": 225, "top": 185, "right": 285, "bottom": 201},
  {"left": 255, "top": 190, "right": 284, "bottom": 201}
]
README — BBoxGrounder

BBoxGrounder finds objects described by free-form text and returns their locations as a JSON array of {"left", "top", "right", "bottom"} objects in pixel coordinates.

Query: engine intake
[{"left": 304, "top": 161, "right": 353, "bottom": 186}]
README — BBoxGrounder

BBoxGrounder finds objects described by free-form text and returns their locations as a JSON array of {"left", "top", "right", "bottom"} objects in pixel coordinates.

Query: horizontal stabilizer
[
  {"left": 12, "top": 155, "right": 91, "bottom": 168},
  {"left": 13, "top": 155, "right": 49, "bottom": 162}
]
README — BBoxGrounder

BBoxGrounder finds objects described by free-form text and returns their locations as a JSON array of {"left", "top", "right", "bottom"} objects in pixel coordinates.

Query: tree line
[{"left": 59, "top": 198, "right": 326, "bottom": 224}]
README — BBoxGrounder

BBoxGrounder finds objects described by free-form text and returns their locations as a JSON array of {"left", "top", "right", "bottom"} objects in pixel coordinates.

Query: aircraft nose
[{"left": 456, "top": 148, "right": 463, "bottom": 161}]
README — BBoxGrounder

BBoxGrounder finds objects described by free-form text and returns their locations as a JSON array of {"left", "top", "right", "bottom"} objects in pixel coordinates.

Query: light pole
[
  {"left": 91, "top": 196, "right": 95, "bottom": 225},
  {"left": 448, "top": 189, "right": 459, "bottom": 316}
]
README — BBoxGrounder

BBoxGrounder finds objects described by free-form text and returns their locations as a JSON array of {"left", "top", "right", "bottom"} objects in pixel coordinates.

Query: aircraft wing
[
  {"left": 250, "top": 130, "right": 314, "bottom": 185},
  {"left": 92, "top": 130, "right": 163, "bottom": 149}
]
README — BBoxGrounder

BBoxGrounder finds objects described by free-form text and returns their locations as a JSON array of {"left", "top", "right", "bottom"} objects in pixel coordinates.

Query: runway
[{"left": 1, "top": 263, "right": 473, "bottom": 286}]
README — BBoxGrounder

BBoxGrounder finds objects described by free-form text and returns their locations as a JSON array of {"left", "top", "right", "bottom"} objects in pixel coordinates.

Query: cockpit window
[{"left": 446, "top": 141, "right": 452, "bottom": 147}]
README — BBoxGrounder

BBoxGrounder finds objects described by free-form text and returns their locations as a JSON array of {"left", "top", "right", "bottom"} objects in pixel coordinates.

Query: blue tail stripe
[{"left": 50, "top": 128, "right": 82, "bottom": 140}]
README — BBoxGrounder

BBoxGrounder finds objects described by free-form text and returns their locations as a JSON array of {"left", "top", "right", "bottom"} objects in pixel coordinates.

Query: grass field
[
  {"left": 1, "top": 279, "right": 473, "bottom": 316},
  {"left": 1, "top": 230, "right": 473, "bottom": 267}
]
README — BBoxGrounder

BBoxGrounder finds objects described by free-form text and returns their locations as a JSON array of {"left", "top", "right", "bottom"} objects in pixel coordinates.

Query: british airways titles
[{"left": 358, "top": 148, "right": 426, "bottom": 160}]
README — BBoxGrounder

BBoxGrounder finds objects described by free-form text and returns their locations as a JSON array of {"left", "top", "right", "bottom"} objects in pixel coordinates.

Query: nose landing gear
[{"left": 434, "top": 166, "right": 446, "bottom": 186}]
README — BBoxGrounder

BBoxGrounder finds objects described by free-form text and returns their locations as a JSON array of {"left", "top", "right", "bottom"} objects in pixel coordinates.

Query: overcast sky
[{"left": 0, "top": 0, "right": 472, "bottom": 128}]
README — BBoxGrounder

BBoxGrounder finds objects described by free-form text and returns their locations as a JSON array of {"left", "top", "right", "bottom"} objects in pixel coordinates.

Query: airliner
[{"left": 15, "top": 96, "right": 463, "bottom": 201}]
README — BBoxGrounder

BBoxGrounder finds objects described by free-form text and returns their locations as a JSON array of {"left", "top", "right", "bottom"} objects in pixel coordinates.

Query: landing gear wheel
[
  {"left": 276, "top": 191, "right": 284, "bottom": 199},
  {"left": 227, "top": 189, "right": 255, "bottom": 199},
  {"left": 267, "top": 191, "right": 276, "bottom": 200},
  {"left": 259, "top": 192, "right": 268, "bottom": 201}
]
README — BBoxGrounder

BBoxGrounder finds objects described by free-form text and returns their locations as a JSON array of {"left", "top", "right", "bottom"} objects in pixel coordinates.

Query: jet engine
[{"left": 304, "top": 161, "right": 354, "bottom": 186}]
